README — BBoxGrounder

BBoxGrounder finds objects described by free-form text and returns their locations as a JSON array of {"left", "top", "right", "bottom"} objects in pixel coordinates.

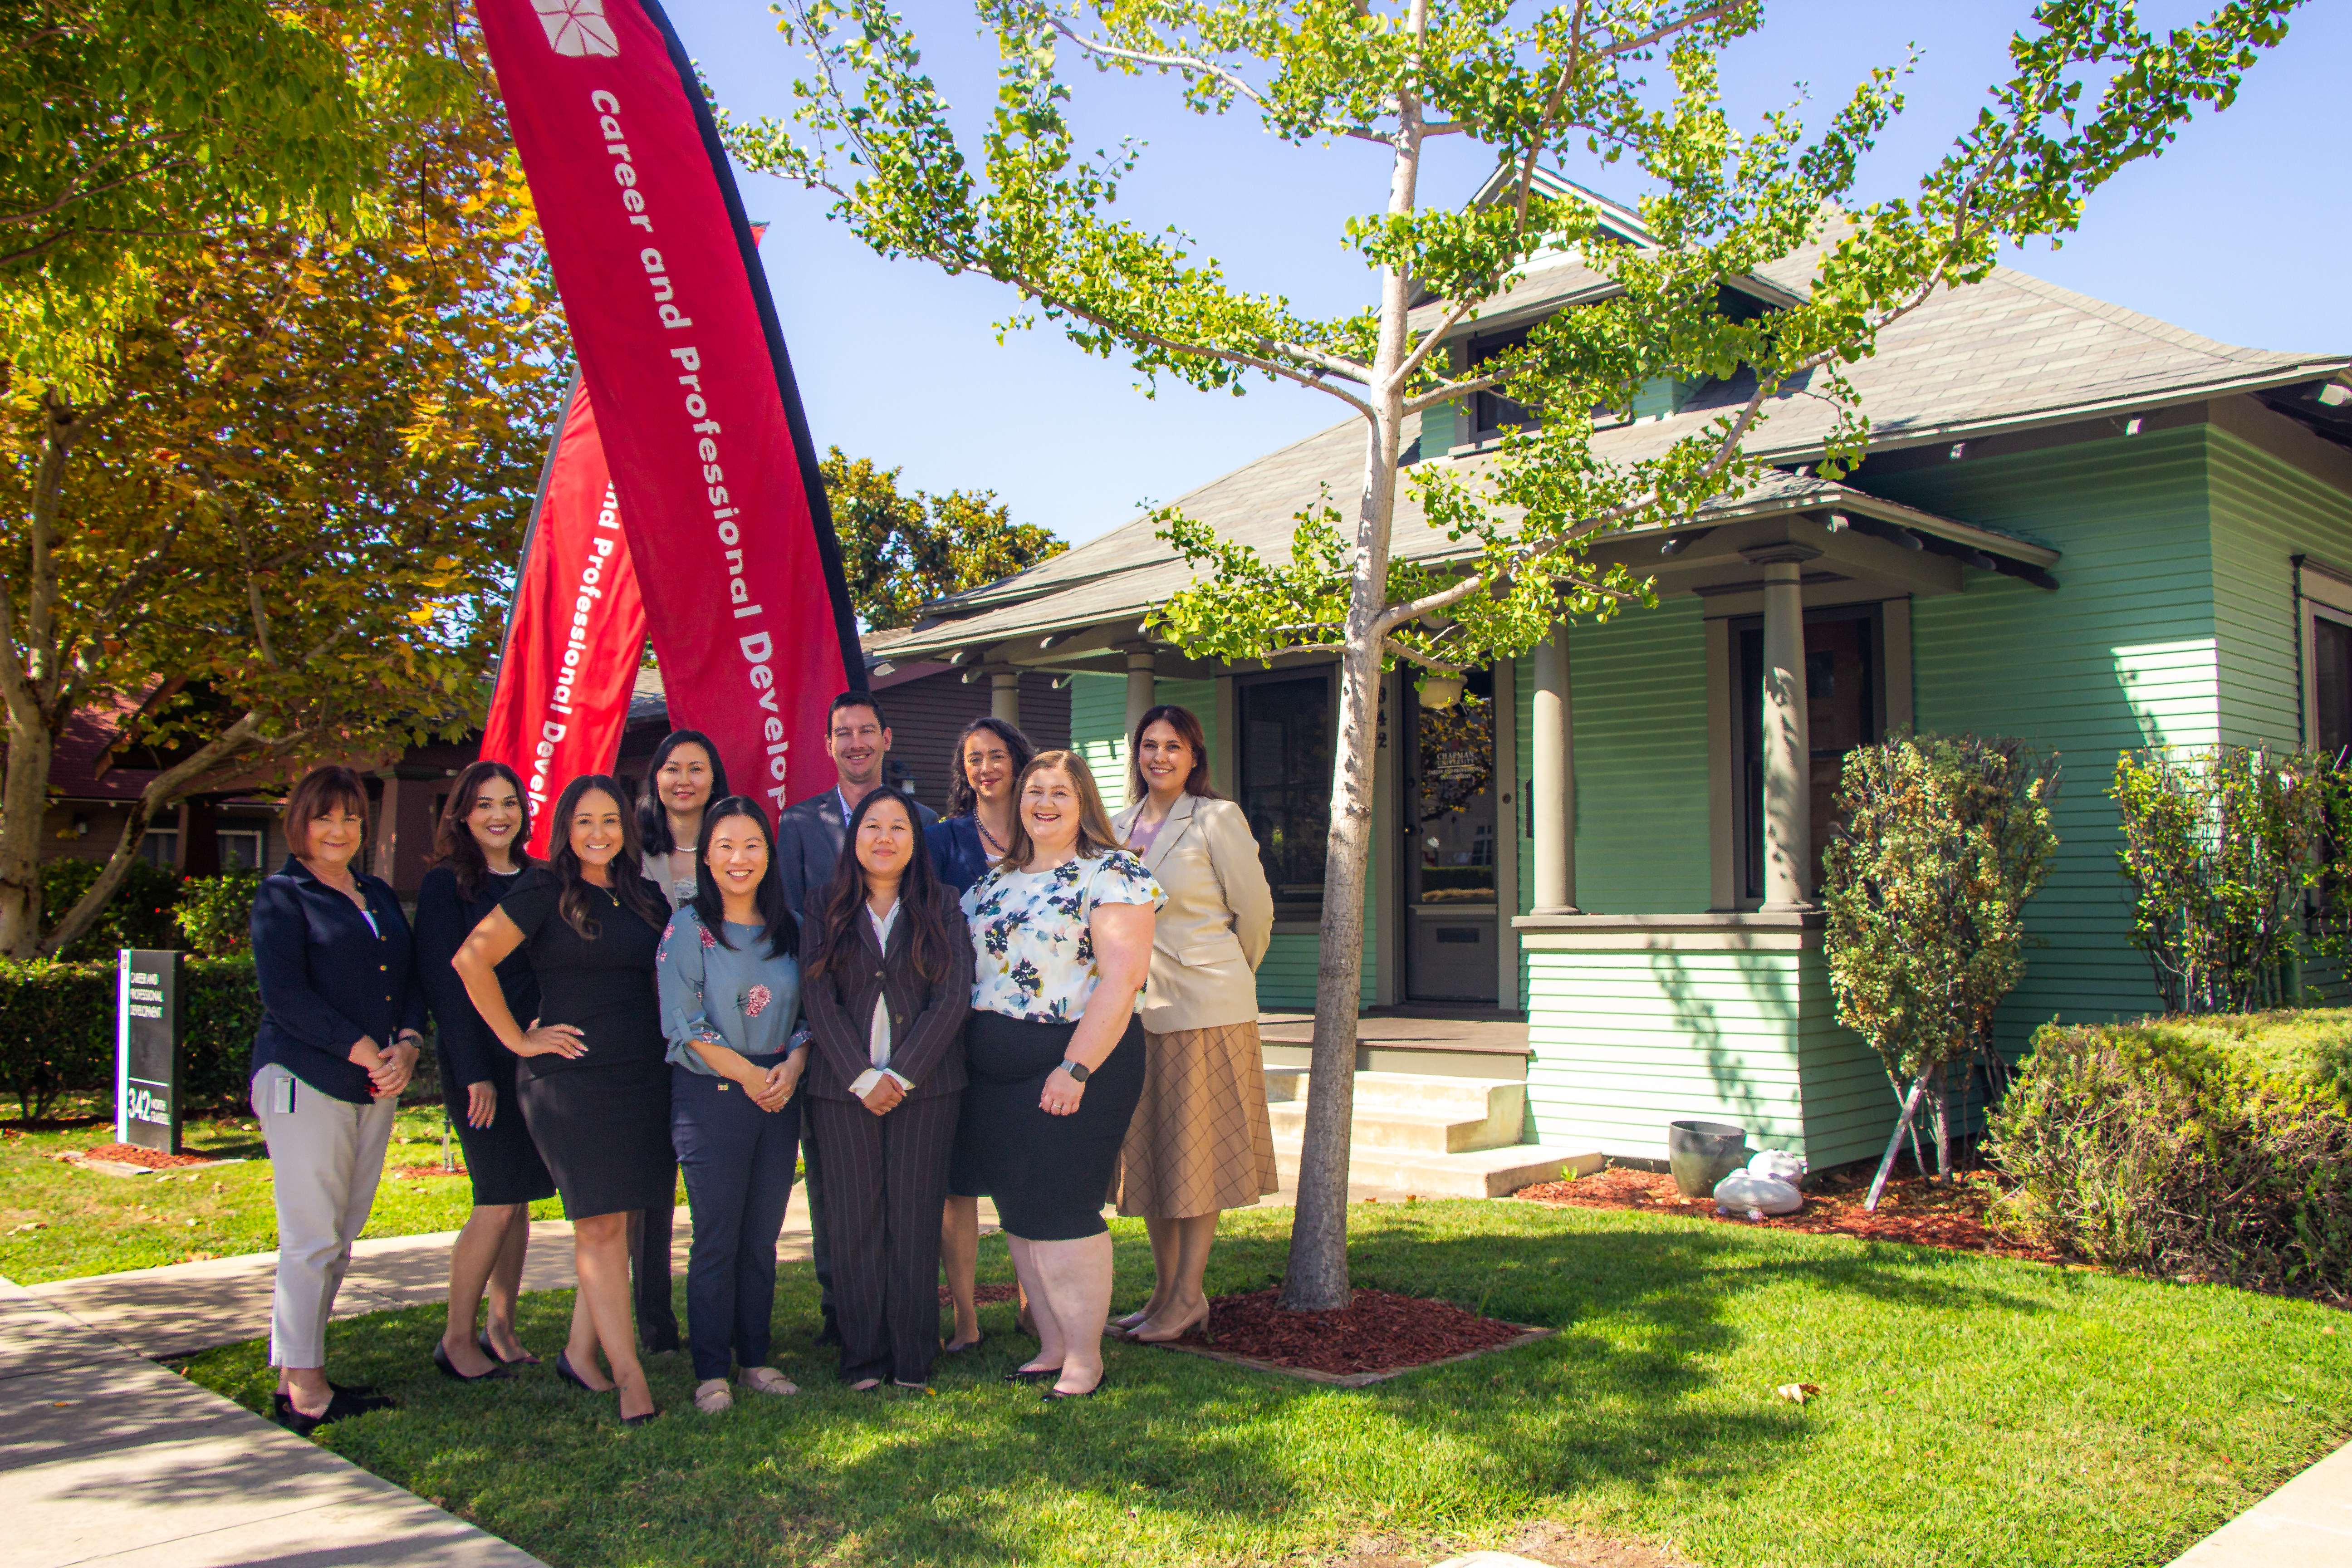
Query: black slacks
[
  {"left": 627, "top": 1172, "right": 681, "bottom": 1351},
  {"left": 805, "top": 1090, "right": 960, "bottom": 1387}
]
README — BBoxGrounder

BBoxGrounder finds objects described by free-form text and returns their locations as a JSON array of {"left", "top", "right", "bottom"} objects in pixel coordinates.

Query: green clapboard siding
[
  {"left": 1068, "top": 670, "right": 1370, "bottom": 1009},
  {"left": 1873, "top": 426, "right": 2221, "bottom": 1043},
  {"left": 2208, "top": 429, "right": 2352, "bottom": 749},
  {"left": 1564, "top": 599, "right": 1713, "bottom": 913}
]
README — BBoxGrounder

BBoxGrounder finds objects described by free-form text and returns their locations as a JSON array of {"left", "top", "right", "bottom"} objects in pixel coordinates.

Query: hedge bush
[{"left": 1989, "top": 1014, "right": 2352, "bottom": 1298}]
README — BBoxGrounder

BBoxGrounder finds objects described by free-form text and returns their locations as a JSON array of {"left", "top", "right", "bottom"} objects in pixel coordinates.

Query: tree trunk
[
  {"left": 0, "top": 397, "right": 78, "bottom": 957},
  {"left": 1932, "top": 1058, "right": 1952, "bottom": 1181},
  {"left": 1277, "top": 51, "right": 1426, "bottom": 1312}
]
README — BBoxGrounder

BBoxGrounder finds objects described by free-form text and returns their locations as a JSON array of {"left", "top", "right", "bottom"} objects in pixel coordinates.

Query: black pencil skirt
[
  {"left": 515, "top": 1058, "right": 675, "bottom": 1221},
  {"left": 952, "top": 1011, "right": 1145, "bottom": 1241},
  {"left": 437, "top": 1048, "right": 556, "bottom": 1208}
]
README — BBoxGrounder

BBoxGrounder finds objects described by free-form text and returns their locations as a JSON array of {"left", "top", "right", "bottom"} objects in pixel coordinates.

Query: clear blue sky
[{"left": 664, "top": 0, "right": 2351, "bottom": 546}]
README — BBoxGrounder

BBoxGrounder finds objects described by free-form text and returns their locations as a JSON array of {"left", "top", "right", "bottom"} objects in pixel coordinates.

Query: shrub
[
  {"left": 0, "top": 960, "right": 116, "bottom": 1120},
  {"left": 1989, "top": 1018, "right": 2352, "bottom": 1298},
  {"left": 1821, "top": 733, "right": 2057, "bottom": 1176},
  {"left": 42, "top": 859, "right": 183, "bottom": 962},
  {"left": 176, "top": 871, "right": 262, "bottom": 956}
]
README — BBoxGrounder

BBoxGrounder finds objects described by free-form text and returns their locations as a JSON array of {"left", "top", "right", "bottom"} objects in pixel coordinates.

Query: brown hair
[
  {"left": 1126, "top": 703, "right": 1218, "bottom": 805},
  {"left": 803, "top": 788, "right": 956, "bottom": 986},
  {"left": 548, "top": 774, "right": 669, "bottom": 938},
  {"left": 999, "top": 751, "right": 1127, "bottom": 871},
  {"left": 431, "top": 760, "right": 535, "bottom": 901},
  {"left": 283, "top": 765, "right": 368, "bottom": 861},
  {"left": 946, "top": 715, "right": 1034, "bottom": 818}
]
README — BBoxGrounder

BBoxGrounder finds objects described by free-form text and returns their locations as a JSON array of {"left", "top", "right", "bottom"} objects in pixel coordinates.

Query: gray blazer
[{"left": 776, "top": 787, "right": 940, "bottom": 920}]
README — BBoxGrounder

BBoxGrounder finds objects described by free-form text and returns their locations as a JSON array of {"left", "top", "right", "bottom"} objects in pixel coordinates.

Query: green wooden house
[{"left": 868, "top": 181, "right": 2352, "bottom": 1175}]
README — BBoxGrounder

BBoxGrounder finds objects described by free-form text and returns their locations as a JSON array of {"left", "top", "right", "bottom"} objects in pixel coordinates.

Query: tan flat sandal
[
  {"left": 740, "top": 1367, "right": 799, "bottom": 1397},
  {"left": 693, "top": 1378, "right": 734, "bottom": 1414}
]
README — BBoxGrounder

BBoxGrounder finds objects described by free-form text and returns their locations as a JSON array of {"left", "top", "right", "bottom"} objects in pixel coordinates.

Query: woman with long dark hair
[
  {"left": 924, "top": 715, "right": 1034, "bottom": 1352},
  {"left": 638, "top": 729, "right": 727, "bottom": 911},
  {"left": 800, "top": 788, "right": 971, "bottom": 1390},
  {"left": 414, "top": 760, "right": 554, "bottom": 1381},
  {"left": 657, "top": 796, "right": 808, "bottom": 1413},
  {"left": 250, "top": 766, "right": 425, "bottom": 1432},
  {"left": 958, "top": 752, "right": 1160, "bottom": 1400},
  {"left": 1108, "top": 705, "right": 1276, "bottom": 1341},
  {"left": 453, "top": 774, "right": 673, "bottom": 1425}
]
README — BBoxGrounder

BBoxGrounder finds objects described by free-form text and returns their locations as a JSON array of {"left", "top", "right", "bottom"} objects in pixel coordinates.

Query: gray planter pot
[{"left": 1666, "top": 1119, "right": 1750, "bottom": 1199}]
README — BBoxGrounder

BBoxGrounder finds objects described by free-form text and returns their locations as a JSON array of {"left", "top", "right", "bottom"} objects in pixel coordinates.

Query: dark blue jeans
[{"left": 670, "top": 1057, "right": 800, "bottom": 1382}]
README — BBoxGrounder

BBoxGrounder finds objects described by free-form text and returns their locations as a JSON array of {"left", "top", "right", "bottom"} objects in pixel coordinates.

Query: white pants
[{"left": 252, "top": 1064, "right": 397, "bottom": 1367}]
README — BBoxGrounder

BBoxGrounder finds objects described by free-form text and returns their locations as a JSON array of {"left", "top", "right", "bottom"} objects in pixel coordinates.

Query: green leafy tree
[
  {"left": 821, "top": 446, "right": 1065, "bottom": 630},
  {"left": 0, "top": 16, "right": 565, "bottom": 957},
  {"left": 1821, "top": 734, "right": 2057, "bottom": 1196},
  {"left": 2111, "top": 745, "right": 2327, "bottom": 1014},
  {"left": 731, "top": 0, "right": 2300, "bottom": 1308}
]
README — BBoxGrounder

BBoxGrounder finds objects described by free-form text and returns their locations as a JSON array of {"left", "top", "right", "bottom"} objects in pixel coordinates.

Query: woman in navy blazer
[{"left": 250, "top": 765, "right": 426, "bottom": 1435}]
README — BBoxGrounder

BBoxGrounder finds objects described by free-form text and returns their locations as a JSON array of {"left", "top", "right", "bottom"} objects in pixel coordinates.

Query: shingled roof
[{"left": 878, "top": 200, "right": 2349, "bottom": 662}]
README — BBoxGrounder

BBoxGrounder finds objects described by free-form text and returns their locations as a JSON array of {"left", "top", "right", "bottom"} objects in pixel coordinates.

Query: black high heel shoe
[
  {"left": 1042, "top": 1372, "right": 1108, "bottom": 1402},
  {"left": 555, "top": 1351, "right": 600, "bottom": 1392},
  {"left": 479, "top": 1330, "right": 540, "bottom": 1367},
  {"left": 1002, "top": 1365, "right": 1057, "bottom": 1384},
  {"left": 434, "top": 1342, "right": 513, "bottom": 1383}
]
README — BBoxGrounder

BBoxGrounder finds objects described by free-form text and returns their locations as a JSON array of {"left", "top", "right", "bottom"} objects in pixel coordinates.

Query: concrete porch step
[
  {"left": 1270, "top": 1137, "right": 1603, "bottom": 1200},
  {"left": 1266, "top": 1100, "right": 1508, "bottom": 1154},
  {"left": 1265, "top": 1068, "right": 1526, "bottom": 1125}
]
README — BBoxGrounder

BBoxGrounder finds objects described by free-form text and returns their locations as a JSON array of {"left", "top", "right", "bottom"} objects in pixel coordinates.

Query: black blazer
[
  {"left": 412, "top": 864, "right": 539, "bottom": 1092},
  {"left": 250, "top": 857, "right": 427, "bottom": 1104},
  {"left": 776, "top": 788, "right": 939, "bottom": 921},
  {"left": 798, "top": 884, "right": 970, "bottom": 1103}
]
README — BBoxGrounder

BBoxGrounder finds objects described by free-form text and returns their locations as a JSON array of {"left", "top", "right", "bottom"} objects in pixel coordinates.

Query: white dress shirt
[{"left": 847, "top": 897, "right": 915, "bottom": 1098}]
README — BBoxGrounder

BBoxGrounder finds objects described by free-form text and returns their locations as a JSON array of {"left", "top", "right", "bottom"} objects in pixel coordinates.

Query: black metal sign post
[{"left": 117, "top": 949, "right": 183, "bottom": 1154}]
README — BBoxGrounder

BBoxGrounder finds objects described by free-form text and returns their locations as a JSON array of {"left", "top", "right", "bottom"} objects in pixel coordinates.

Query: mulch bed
[
  {"left": 73, "top": 1142, "right": 221, "bottom": 1170},
  {"left": 935, "top": 1282, "right": 1019, "bottom": 1305},
  {"left": 387, "top": 1165, "right": 466, "bottom": 1180},
  {"left": 1158, "top": 1286, "right": 1535, "bottom": 1378},
  {"left": 1514, "top": 1164, "right": 2068, "bottom": 1264}
]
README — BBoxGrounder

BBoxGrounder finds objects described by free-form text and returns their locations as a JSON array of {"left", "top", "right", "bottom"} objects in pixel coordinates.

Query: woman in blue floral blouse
[{"left": 956, "top": 750, "right": 1161, "bottom": 1400}]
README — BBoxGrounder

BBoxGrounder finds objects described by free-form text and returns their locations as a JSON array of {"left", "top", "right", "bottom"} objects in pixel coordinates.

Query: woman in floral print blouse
[
  {"left": 656, "top": 797, "right": 807, "bottom": 1415},
  {"left": 955, "top": 750, "right": 1161, "bottom": 1401}
]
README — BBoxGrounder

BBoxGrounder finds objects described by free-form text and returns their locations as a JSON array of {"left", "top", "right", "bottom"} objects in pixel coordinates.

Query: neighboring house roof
[{"left": 881, "top": 224, "right": 2349, "bottom": 660}]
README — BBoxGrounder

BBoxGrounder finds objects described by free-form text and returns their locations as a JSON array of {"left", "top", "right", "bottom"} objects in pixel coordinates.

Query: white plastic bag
[
  {"left": 1714, "top": 1169, "right": 1803, "bottom": 1215},
  {"left": 1747, "top": 1148, "right": 1808, "bottom": 1186}
]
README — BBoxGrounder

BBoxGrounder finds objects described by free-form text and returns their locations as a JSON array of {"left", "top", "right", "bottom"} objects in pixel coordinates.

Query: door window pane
[
  {"left": 1737, "top": 609, "right": 1879, "bottom": 902},
  {"left": 2318, "top": 614, "right": 2352, "bottom": 760},
  {"left": 1237, "top": 673, "right": 1334, "bottom": 917}
]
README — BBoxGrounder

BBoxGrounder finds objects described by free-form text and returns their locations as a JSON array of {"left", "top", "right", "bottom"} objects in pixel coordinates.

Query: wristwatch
[{"left": 1058, "top": 1059, "right": 1091, "bottom": 1083}]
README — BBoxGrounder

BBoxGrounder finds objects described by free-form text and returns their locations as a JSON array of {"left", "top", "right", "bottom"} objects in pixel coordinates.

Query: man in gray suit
[{"left": 776, "top": 691, "right": 937, "bottom": 1344}]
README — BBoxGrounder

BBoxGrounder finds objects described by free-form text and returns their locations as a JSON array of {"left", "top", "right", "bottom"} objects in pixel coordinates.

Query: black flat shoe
[
  {"left": 621, "top": 1404, "right": 662, "bottom": 1427},
  {"left": 272, "top": 1392, "right": 328, "bottom": 1436},
  {"left": 941, "top": 1334, "right": 985, "bottom": 1355},
  {"left": 555, "top": 1351, "right": 601, "bottom": 1392},
  {"left": 479, "top": 1331, "right": 540, "bottom": 1366},
  {"left": 1042, "top": 1373, "right": 1108, "bottom": 1401},
  {"left": 328, "top": 1380, "right": 394, "bottom": 1411},
  {"left": 1002, "top": 1365, "right": 1057, "bottom": 1384},
  {"left": 434, "top": 1342, "right": 513, "bottom": 1383}
]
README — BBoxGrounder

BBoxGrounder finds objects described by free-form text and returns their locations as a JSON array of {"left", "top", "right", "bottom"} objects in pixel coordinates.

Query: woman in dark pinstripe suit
[{"left": 799, "top": 788, "right": 972, "bottom": 1390}]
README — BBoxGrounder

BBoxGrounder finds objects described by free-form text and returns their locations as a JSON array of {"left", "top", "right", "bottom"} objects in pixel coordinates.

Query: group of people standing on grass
[{"left": 246, "top": 692, "right": 1278, "bottom": 1432}]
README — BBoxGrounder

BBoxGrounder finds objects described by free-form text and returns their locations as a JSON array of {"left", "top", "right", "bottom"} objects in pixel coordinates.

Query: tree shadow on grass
[{"left": 166, "top": 1205, "right": 2084, "bottom": 1568}]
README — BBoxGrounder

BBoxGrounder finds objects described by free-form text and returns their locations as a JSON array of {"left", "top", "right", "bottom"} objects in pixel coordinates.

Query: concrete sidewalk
[
  {"left": 2169, "top": 1437, "right": 2352, "bottom": 1568},
  {"left": 0, "top": 1277, "right": 544, "bottom": 1568}
]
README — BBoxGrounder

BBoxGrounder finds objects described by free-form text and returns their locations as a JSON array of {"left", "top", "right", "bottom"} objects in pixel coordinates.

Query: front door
[{"left": 1403, "top": 668, "right": 1499, "bottom": 1003}]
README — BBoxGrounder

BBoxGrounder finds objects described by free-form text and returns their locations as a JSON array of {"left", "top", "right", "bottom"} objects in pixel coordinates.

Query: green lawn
[
  {"left": 173, "top": 1200, "right": 2351, "bottom": 1568},
  {"left": 0, "top": 1098, "right": 562, "bottom": 1283}
]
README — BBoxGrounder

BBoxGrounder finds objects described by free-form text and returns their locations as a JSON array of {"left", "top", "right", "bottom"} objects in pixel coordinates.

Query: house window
[
  {"left": 2300, "top": 563, "right": 2352, "bottom": 758},
  {"left": 1470, "top": 328, "right": 1537, "bottom": 437},
  {"left": 216, "top": 830, "right": 264, "bottom": 871},
  {"left": 1733, "top": 604, "right": 1883, "bottom": 904},
  {"left": 140, "top": 829, "right": 179, "bottom": 869},
  {"left": 1236, "top": 669, "right": 1336, "bottom": 918}
]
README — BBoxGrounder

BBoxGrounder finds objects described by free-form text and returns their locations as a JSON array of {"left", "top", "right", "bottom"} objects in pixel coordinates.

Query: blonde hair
[{"left": 1000, "top": 750, "right": 1128, "bottom": 870}]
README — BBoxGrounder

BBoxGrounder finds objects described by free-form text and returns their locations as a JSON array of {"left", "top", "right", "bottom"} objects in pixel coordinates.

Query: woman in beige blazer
[{"left": 1108, "top": 704, "right": 1277, "bottom": 1343}]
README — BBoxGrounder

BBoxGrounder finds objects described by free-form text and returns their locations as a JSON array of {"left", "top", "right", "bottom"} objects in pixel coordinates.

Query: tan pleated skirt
[{"left": 1112, "top": 1020, "right": 1279, "bottom": 1218}]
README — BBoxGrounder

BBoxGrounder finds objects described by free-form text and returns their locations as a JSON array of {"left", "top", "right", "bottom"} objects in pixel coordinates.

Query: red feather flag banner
[
  {"left": 480, "top": 373, "right": 650, "bottom": 855},
  {"left": 473, "top": 0, "right": 864, "bottom": 825}
]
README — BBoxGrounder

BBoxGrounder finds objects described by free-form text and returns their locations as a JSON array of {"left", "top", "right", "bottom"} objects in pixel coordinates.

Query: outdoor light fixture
[{"left": 1417, "top": 674, "right": 1465, "bottom": 709}]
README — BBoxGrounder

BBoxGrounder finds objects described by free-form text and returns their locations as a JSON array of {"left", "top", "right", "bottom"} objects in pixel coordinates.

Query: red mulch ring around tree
[
  {"left": 1514, "top": 1164, "right": 2068, "bottom": 1264},
  {"left": 75, "top": 1143, "right": 220, "bottom": 1170},
  {"left": 1153, "top": 1286, "right": 1538, "bottom": 1380},
  {"left": 935, "top": 1282, "right": 1019, "bottom": 1306},
  {"left": 387, "top": 1165, "right": 465, "bottom": 1180}
]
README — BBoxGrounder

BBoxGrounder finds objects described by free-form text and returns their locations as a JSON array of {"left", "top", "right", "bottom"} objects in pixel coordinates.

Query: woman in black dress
[
  {"left": 453, "top": 774, "right": 672, "bottom": 1425},
  {"left": 415, "top": 760, "right": 554, "bottom": 1382}
]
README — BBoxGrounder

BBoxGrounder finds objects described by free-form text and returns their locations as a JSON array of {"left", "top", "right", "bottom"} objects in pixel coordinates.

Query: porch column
[
  {"left": 1748, "top": 545, "right": 1819, "bottom": 910},
  {"left": 1121, "top": 645, "right": 1156, "bottom": 745},
  {"left": 990, "top": 669, "right": 1021, "bottom": 727},
  {"left": 1530, "top": 620, "right": 1579, "bottom": 913}
]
